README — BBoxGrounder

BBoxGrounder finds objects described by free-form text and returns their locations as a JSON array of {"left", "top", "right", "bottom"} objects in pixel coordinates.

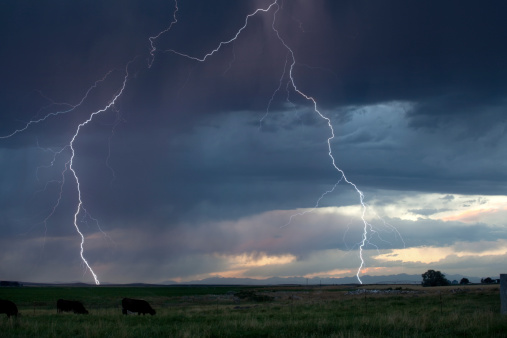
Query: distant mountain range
[
  {"left": 13, "top": 273, "right": 484, "bottom": 286},
  {"left": 162, "top": 273, "right": 482, "bottom": 286}
]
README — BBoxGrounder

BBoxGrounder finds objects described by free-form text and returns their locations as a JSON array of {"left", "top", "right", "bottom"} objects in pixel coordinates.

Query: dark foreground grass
[
  {"left": 0, "top": 286, "right": 244, "bottom": 311},
  {"left": 1, "top": 285, "right": 506, "bottom": 337}
]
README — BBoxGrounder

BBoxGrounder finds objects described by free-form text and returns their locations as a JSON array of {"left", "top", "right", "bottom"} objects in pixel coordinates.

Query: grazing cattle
[
  {"left": 0, "top": 299, "right": 18, "bottom": 317},
  {"left": 122, "top": 298, "right": 156, "bottom": 315},
  {"left": 56, "top": 299, "right": 89, "bottom": 314}
]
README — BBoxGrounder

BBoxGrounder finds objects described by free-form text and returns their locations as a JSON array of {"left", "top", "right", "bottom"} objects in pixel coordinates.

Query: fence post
[{"left": 501, "top": 274, "right": 507, "bottom": 314}]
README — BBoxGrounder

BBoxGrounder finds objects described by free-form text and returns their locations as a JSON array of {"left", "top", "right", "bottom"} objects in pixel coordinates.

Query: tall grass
[{"left": 0, "top": 285, "right": 505, "bottom": 337}]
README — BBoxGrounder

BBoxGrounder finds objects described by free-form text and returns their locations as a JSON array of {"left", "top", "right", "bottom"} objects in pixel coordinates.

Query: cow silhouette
[
  {"left": 122, "top": 298, "right": 156, "bottom": 315},
  {"left": 57, "top": 299, "right": 89, "bottom": 314},
  {"left": 0, "top": 299, "right": 18, "bottom": 317}
]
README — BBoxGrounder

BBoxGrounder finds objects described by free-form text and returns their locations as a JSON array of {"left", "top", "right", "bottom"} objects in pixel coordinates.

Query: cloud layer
[{"left": 1, "top": 0, "right": 506, "bottom": 283}]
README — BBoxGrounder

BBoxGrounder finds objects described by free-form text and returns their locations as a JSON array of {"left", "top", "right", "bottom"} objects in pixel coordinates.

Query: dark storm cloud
[
  {"left": 3, "top": 0, "right": 506, "bottom": 119},
  {"left": 321, "top": 1, "right": 507, "bottom": 103},
  {"left": 1, "top": 1, "right": 506, "bottom": 283},
  {"left": 325, "top": 101, "right": 507, "bottom": 195},
  {"left": 97, "top": 110, "right": 343, "bottom": 226},
  {"left": 3, "top": 0, "right": 506, "bottom": 140}
]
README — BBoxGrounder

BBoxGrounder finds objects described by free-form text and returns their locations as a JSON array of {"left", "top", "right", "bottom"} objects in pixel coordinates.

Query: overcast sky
[{"left": 1, "top": 0, "right": 506, "bottom": 284}]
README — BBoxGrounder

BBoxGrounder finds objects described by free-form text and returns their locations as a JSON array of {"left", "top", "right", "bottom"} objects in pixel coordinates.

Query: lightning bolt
[
  {"left": 8, "top": 63, "right": 130, "bottom": 285},
  {"left": 1, "top": 0, "right": 181, "bottom": 284},
  {"left": 148, "top": 1, "right": 179, "bottom": 68},
  {"left": 1, "top": 70, "right": 122, "bottom": 284},
  {"left": 281, "top": 178, "right": 344, "bottom": 228},
  {"left": 260, "top": 53, "right": 290, "bottom": 128},
  {"left": 0, "top": 71, "right": 113, "bottom": 140},
  {"left": 2, "top": 1, "right": 401, "bottom": 285},
  {"left": 165, "top": 1, "right": 385, "bottom": 284},
  {"left": 66, "top": 63, "right": 131, "bottom": 285},
  {"left": 165, "top": 2, "right": 278, "bottom": 62}
]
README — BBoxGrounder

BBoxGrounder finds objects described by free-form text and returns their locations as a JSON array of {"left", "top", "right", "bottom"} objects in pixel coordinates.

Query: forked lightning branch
[{"left": 1, "top": 0, "right": 400, "bottom": 284}]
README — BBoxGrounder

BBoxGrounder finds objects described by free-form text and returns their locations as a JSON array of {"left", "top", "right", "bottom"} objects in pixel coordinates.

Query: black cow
[
  {"left": 0, "top": 299, "right": 18, "bottom": 317},
  {"left": 122, "top": 298, "right": 155, "bottom": 315},
  {"left": 57, "top": 299, "right": 89, "bottom": 314}
]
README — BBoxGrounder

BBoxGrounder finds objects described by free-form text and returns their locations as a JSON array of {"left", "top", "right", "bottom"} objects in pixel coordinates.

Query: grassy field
[{"left": 0, "top": 284, "right": 505, "bottom": 337}]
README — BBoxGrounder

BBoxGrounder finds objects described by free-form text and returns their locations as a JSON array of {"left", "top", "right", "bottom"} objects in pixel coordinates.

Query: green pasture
[
  {"left": 0, "top": 285, "right": 244, "bottom": 311},
  {"left": 1, "top": 284, "right": 506, "bottom": 337}
]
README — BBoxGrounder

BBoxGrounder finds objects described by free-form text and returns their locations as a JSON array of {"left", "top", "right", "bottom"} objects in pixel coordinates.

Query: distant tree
[
  {"left": 421, "top": 269, "right": 450, "bottom": 287},
  {"left": 482, "top": 277, "right": 494, "bottom": 284},
  {"left": 459, "top": 278, "right": 470, "bottom": 285},
  {"left": 451, "top": 280, "right": 458, "bottom": 285}
]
